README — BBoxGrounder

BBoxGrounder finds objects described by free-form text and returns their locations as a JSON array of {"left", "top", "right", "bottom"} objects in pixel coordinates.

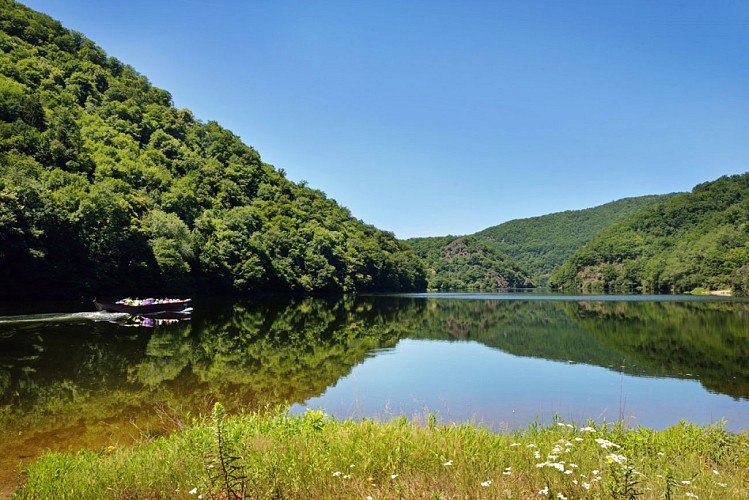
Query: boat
[{"left": 93, "top": 298, "right": 192, "bottom": 314}]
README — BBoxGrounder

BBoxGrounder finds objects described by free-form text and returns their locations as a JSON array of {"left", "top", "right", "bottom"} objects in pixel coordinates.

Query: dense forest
[
  {"left": 408, "top": 195, "right": 671, "bottom": 290},
  {"left": 0, "top": 1, "right": 426, "bottom": 298},
  {"left": 549, "top": 173, "right": 749, "bottom": 295},
  {"left": 3, "top": 2, "right": 746, "bottom": 299},
  {"left": 407, "top": 235, "right": 534, "bottom": 290},
  {"left": 473, "top": 195, "right": 673, "bottom": 285}
]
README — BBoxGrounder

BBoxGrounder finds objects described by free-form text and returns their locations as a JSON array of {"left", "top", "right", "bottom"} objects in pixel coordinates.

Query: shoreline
[{"left": 13, "top": 407, "right": 749, "bottom": 499}]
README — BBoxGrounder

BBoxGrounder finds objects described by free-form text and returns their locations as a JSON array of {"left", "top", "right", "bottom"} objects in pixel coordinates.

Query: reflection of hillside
[
  {"left": 2, "top": 295, "right": 748, "bottom": 464},
  {"left": 379, "top": 297, "right": 643, "bottom": 372},
  {"left": 0, "top": 297, "right": 414, "bottom": 434},
  {"left": 561, "top": 301, "right": 749, "bottom": 400},
  {"left": 364, "top": 296, "right": 749, "bottom": 401},
  {"left": 132, "top": 297, "right": 410, "bottom": 407}
]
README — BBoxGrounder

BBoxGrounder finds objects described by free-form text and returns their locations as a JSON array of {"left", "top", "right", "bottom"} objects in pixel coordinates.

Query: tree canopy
[
  {"left": 549, "top": 173, "right": 749, "bottom": 295},
  {"left": 0, "top": 0, "right": 426, "bottom": 298},
  {"left": 407, "top": 235, "right": 534, "bottom": 290},
  {"left": 474, "top": 195, "right": 674, "bottom": 286},
  {"left": 408, "top": 195, "right": 672, "bottom": 291}
]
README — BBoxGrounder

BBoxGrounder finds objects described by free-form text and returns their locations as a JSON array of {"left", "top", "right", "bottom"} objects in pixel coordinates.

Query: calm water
[{"left": 1, "top": 293, "right": 748, "bottom": 485}]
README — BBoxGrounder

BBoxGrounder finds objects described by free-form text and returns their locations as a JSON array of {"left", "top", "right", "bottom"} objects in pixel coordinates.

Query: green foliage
[
  {"left": 408, "top": 196, "right": 672, "bottom": 290},
  {"left": 15, "top": 410, "right": 749, "bottom": 499},
  {"left": 407, "top": 235, "right": 535, "bottom": 290},
  {"left": 204, "top": 402, "right": 248, "bottom": 499},
  {"left": 475, "top": 195, "right": 674, "bottom": 286},
  {"left": 0, "top": 0, "right": 425, "bottom": 297},
  {"left": 549, "top": 174, "right": 749, "bottom": 294}
]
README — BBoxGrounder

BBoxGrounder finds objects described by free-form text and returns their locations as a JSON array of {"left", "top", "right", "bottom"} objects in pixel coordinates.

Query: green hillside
[
  {"left": 549, "top": 173, "right": 749, "bottom": 295},
  {"left": 474, "top": 194, "right": 674, "bottom": 285},
  {"left": 407, "top": 235, "right": 534, "bottom": 290},
  {"left": 408, "top": 195, "right": 672, "bottom": 290},
  {"left": 0, "top": 1, "right": 426, "bottom": 298}
]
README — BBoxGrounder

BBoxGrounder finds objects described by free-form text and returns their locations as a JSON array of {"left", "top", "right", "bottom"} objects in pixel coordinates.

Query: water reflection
[{"left": 1, "top": 294, "right": 748, "bottom": 483}]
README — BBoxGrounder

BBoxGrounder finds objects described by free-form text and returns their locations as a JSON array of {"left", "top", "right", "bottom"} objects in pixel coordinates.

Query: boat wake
[
  {"left": 0, "top": 310, "right": 188, "bottom": 327},
  {"left": 0, "top": 311, "right": 130, "bottom": 324}
]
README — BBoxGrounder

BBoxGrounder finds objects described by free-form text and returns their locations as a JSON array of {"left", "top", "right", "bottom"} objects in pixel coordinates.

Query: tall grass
[{"left": 15, "top": 406, "right": 749, "bottom": 499}]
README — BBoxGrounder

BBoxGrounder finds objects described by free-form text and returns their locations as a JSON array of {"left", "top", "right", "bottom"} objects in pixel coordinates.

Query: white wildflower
[
  {"left": 580, "top": 426, "right": 596, "bottom": 432},
  {"left": 539, "top": 486, "right": 549, "bottom": 495},
  {"left": 481, "top": 480, "right": 492, "bottom": 487},
  {"left": 685, "top": 493, "right": 698, "bottom": 499},
  {"left": 681, "top": 480, "right": 691, "bottom": 485},
  {"left": 443, "top": 460, "right": 453, "bottom": 466},
  {"left": 712, "top": 469, "right": 719, "bottom": 475},
  {"left": 582, "top": 482, "right": 591, "bottom": 490},
  {"left": 188, "top": 488, "right": 198, "bottom": 495},
  {"left": 557, "top": 493, "right": 568, "bottom": 500},
  {"left": 606, "top": 453, "right": 627, "bottom": 464},
  {"left": 332, "top": 471, "right": 342, "bottom": 477},
  {"left": 595, "top": 438, "right": 621, "bottom": 449}
]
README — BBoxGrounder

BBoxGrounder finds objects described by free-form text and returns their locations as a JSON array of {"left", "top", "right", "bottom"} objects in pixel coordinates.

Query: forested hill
[
  {"left": 0, "top": 1, "right": 426, "bottom": 298},
  {"left": 549, "top": 173, "right": 749, "bottom": 295},
  {"left": 474, "top": 195, "right": 674, "bottom": 285},
  {"left": 407, "top": 236, "right": 534, "bottom": 291},
  {"left": 408, "top": 194, "right": 672, "bottom": 290}
]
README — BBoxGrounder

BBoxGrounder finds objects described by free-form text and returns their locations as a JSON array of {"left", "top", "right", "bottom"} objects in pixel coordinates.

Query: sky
[{"left": 20, "top": 0, "right": 749, "bottom": 238}]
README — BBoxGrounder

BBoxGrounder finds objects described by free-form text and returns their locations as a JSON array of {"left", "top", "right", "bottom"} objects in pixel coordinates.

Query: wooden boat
[{"left": 93, "top": 298, "right": 192, "bottom": 314}]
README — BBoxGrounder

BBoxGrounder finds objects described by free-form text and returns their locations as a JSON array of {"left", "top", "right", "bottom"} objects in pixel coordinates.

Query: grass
[{"left": 14, "top": 404, "right": 749, "bottom": 499}]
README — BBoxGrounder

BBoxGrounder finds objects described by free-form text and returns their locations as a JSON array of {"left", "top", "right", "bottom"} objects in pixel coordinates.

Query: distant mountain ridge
[
  {"left": 408, "top": 194, "right": 673, "bottom": 290},
  {"left": 474, "top": 195, "right": 675, "bottom": 285}
]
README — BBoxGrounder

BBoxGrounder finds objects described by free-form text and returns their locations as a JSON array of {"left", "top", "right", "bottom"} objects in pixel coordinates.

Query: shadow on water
[{"left": 1, "top": 294, "right": 748, "bottom": 492}]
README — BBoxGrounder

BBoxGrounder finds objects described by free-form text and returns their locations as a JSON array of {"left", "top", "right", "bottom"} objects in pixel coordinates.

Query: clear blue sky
[{"left": 21, "top": 0, "right": 749, "bottom": 238}]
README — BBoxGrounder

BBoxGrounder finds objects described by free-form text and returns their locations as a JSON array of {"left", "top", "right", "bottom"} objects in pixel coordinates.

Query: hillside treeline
[
  {"left": 408, "top": 195, "right": 671, "bottom": 291},
  {"left": 407, "top": 235, "right": 534, "bottom": 290},
  {"left": 549, "top": 173, "right": 749, "bottom": 295},
  {"left": 0, "top": 1, "right": 426, "bottom": 298},
  {"left": 474, "top": 195, "right": 673, "bottom": 286}
]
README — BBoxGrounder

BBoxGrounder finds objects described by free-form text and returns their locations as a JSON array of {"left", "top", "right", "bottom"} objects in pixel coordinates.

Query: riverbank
[{"left": 13, "top": 405, "right": 748, "bottom": 499}]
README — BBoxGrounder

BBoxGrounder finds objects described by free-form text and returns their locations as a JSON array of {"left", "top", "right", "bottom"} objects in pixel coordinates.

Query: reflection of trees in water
[
  {"left": 396, "top": 297, "right": 637, "bottom": 370},
  {"left": 2, "top": 296, "right": 748, "bottom": 435},
  {"left": 562, "top": 300, "right": 749, "bottom": 400},
  {"left": 132, "top": 296, "right": 411, "bottom": 409},
  {"left": 384, "top": 296, "right": 749, "bottom": 400},
  {"left": 0, "top": 296, "right": 418, "bottom": 431}
]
